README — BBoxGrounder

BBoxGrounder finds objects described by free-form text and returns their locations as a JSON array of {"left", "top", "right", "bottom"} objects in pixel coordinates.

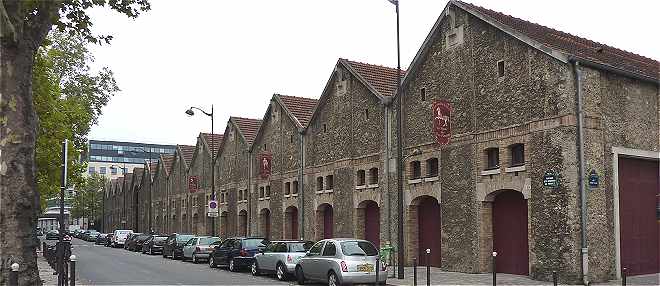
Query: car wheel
[
  {"left": 251, "top": 261, "right": 260, "bottom": 276},
  {"left": 209, "top": 256, "right": 216, "bottom": 268},
  {"left": 295, "top": 266, "right": 305, "bottom": 285},
  {"left": 276, "top": 263, "right": 287, "bottom": 281},
  {"left": 192, "top": 254, "right": 198, "bottom": 264},
  {"left": 328, "top": 271, "right": 340, "bottom": 286},
  {"left": 228, "top": 258, "right": 236, "bottom": 272}
]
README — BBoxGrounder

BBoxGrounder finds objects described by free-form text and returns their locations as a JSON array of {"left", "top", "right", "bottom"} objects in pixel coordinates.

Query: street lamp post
[{"left": 185, "top": 105, "right": 215, "bottom": 236}]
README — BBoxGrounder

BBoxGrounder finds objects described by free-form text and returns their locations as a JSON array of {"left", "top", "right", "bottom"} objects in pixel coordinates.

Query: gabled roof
[
  {"left": 201, "top": 133, "right": 223, "bottom": 156},
  {"left": 230, "top": 117, "right": 262, "bottom": 145},
  {"left": 340, "top": 59, "right": 404, "bottom": 98},
  {"left": 148, "top": 162, "right": 158, "bottom": 180},
  {"left": 178, "top": 145, "right": 196, "bottom": 169},
  {"left": 132, "top": 168, "right": 144, "bottom": 188},
  {"left": 159, "top": 153, "right": 175, "bottom": 178},
  {"left": 276, "top": 94, "right": 319, "bottom": 128},
  {"left": 402, "top": 1, "right": 659, "bottom": 88}
]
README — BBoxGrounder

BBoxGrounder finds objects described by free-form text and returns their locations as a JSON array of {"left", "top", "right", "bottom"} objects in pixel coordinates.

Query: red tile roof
[
  {"left": 201, "top": 133, "right": 223, "bottom": 155},
  {"left": 148, "top": 162, "right": 158, "bottom": 180},
  {"left": 457, "top": 1, "right": 659, "bottom": 81},
  {"left": 178, "top": 145, "right": 196, "bottom": 166},
  {"left": 231, "top": 117, "right": 262, "bottom": 145},
  {"left": 341, "top": 59, "right": 405, "bottom": 97},
  {"left": 277, "top": 95, "right": 319, "bottom": 127},
  {"left": 161, "top": 154, "right": 175, "bottom": 175}
]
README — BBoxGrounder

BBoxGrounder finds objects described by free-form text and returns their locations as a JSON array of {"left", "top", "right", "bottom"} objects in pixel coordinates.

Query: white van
[{"left": 112, "top": 230, "right": 133, "bottom": 247}]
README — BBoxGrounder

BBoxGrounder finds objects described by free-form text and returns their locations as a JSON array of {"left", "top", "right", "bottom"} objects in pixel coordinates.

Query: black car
[
  {"left": 126, "top": 233, "right": 148, "bottom": 251},
  {"left": 124, "top": 233, "right": 143, "bottom": 250},
  {"left": 209, "top": 237, "right": 269, "bottom": 272},
  {"left": 85, "top": 230, "right": 100, "bottom": 242},
  {"left": 95, "top": 233, "right": 108, "bottom": 245},
  {"left": 142, "top": 235, "right": 168, "bottom": 255},
  {"left": 162, "top": 233, "right": 194, "bottom": 259}
]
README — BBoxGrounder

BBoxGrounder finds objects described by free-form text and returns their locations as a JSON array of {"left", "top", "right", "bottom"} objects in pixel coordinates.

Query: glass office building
[{"left": 87, "top": 140, "right": 176, "bottom": 178}]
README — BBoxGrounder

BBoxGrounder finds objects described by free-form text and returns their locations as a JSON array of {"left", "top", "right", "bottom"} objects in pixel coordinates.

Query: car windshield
[
  {"left": 288, "top": 241, "right": 314, "bottom": 252},
  {"left": 176, "top": 235, "right": 194, "bottom": 242},
  {"left": 242, "top": 238, "right": 268, "bottom": 248},
  {"left": 154, "top": 236, "right": 168, "bottom": 242},
  {"left": 340, "top": 241, "right": 378, "bottom": 256},
  {"left": 199, "top": 237, "right": 220, "bottom": 245}
]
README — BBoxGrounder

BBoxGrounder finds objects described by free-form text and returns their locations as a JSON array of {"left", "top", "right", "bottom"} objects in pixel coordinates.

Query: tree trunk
[{"left": 0, "top": 37, "right": 43, "bottom": 285}]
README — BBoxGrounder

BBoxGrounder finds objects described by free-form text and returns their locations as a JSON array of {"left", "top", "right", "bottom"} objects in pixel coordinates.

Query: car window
[
  {"left": 199, "top": 237, "right": 219, "bottom": 245},
  {"left": 176, "top": 235, "right": 194, "bottom": 242},
  {"left": 322, "top": 242, "right": 336, "bottom": 256},
  {"left": 288, "top": 241, "right": 313, "bottom": 252},
  {"left": 340, "top": 241, "right": 378, "bottom": 256},
  {"left": 220, "top": 239, "right": 234, "bottom": 248},
  {"left": 242, "top": 238, "right": 268, "bottom": 249},
  {"left": 264, "top": 243, "right": 277, "bottom": 253},
  {"left": 276, "top": 243, "right": 288, "bottom": 253},
  {"left": 210, "top": 240, "right": 222, "bottom": 247},
  {"left": 154, "top": 236, "right": 168, "bottom": 242},
  {"left": 308, "top": 241, "right": 324, "bottom": 256},
  {"left": 185, "top": 238, "right": 195, "bottom": 246}
]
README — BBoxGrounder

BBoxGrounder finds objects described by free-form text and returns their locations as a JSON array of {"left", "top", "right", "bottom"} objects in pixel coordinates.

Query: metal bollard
[
  {"left": 622, "top": 267, "right": 627, "bottom": 286},
  {"left": 70, "top": 255, "right": 77, "bottom": 286},
  {"left": 413, "top": 258, "right": 418, "bottom": 286},
  {"left": 492, "top": 251, "right": 497, "bottom": 286},
  {"left": 552, "top": 270, "right": 557, "bottom": 286},
  {"left": 10, "top": 263, "right": 19, "bottom": 286},
  {"left": 375, "top": 258, "right": 380, "bottom": 285},
  {"left": 425, "top": 249, "right": 431, "bottom": 286}
]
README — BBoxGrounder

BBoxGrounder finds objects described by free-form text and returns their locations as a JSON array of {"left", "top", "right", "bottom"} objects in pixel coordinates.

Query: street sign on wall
[
  {"left": 188, "top": 176, "right": 199, "bottom": 193},
  {"left": 588, "top": 170, "right": 599, "bottom": 187},
  {"left": 543, "top": 170, "right": 559, "bottom": 188}
]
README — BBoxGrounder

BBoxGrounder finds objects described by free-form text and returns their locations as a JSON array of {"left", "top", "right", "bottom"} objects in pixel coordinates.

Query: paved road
[{"left": 67, "top": 238, "right": 292, "bottom": 285}]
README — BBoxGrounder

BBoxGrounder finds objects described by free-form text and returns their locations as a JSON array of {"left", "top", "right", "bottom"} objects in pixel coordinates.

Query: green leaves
[{"left": 71, "top": 173, "right": 107, "bottom": 220}]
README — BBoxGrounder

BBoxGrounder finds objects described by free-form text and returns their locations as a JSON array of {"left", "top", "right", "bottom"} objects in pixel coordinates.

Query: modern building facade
[
  {"left": 102, "top": 1, "right": 659, "bottom": 284},
  {"left": 87, "top": 140, "right": 176, "bottom": 179}
]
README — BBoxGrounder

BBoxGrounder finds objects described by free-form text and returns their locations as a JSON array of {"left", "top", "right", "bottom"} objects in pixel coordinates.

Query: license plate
[{"left": 357, "top": 264, "right": 373, "bottom": 272}]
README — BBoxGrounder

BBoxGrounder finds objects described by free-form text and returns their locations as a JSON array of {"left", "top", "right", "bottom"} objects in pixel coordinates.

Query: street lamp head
[{"left": 185, "top": 108, "right": 195, "bottom": 116}]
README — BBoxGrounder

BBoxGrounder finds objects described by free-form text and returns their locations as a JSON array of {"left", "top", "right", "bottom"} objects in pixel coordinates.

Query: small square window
[
  {"left": 497, "top": 60, "right": 505, "bottom": 78},
  {"left": 259, "top": 187, "right": 265, "bottom": 198},
  {"left": 410, "top": 161, "right": 421, "bottom": 179},
  {"left": 292, "top": 181, "right": 299, "bottom": 194},
  {"left": 421, "top": 88, "right": 426, "bottom": 102},
  {"left": 357, "top": 170, "right": 366, "bottom": 186},
  {"left": 323, "top": 124, "right": 327, "bottom": 133},
  {"left": 88, "top": 167, "right": 96, "bottom": 174},
  {"left": 486, "top": 148, "right": 500, "bottom": 170},
  {"left": 285, "top": 182, "right": 291, "bottom": 195},
  {"left": 316, "top": 177, "right": 324, "bottom": 191},
  {"left": 369, "top": 168, "right": 379, "bottom": 185},
  {"left": 325, "top": 175, "right": 334, "bottom": 190},
  {"left": 99, "top": 167, "right": 106, "bottom": 174},
  {"left": 365, "top": 109, "right": 369, "bottom": 119},
  {"left": 426, "top": 158, "right": 439, "bottom": 177},
  {"left": 510, "top": 144, "right": 525, "bottom": 166},
  {"left": 265, "top": 186, "right": 271, "bottom": 198}
]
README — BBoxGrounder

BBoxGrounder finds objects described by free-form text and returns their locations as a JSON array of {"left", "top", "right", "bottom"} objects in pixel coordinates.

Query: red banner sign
[
  {"left": 188, "top": 176, "right": 199, "bottom": 193},
  {"left": 258, "top": 153, "right": 272, "bottom": 179},
  {"left": 432, "top": 100, "right": 452, "bottom": 145}
]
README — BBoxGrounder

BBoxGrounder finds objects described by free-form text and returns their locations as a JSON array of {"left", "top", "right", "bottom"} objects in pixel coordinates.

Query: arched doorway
[
  {"left": 259, "top": 208, "right": 271, "bottom": 239},
  {"left": 416, "top": 196, "right": 441, "bottom": 267},
  {"left": 238, "top": 210, "right": 248, "bottom": 236},
  {"left": 358, "top": 200, "right": 380, "bottom": 247},
  {"left": 220, "top": 211, "right": 229, "bottom": 238},
  {"left": 493, "top": 190, "right": 529, "bottom": 275},
  {"left": 285, "top": 206, "right": 299, "bottom": 239},
  {"left": 317, "top": 204, "right": 333, "bottom": 239}
]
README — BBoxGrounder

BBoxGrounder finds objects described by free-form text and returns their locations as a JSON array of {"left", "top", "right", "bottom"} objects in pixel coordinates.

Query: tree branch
[{"left": 0, "top": 0, "right": 18, "bottom": 44}]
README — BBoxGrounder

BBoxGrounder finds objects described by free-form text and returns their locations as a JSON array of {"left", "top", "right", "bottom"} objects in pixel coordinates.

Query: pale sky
[{"left": 87, "top": 0, "right": 660, "bottom": 146}]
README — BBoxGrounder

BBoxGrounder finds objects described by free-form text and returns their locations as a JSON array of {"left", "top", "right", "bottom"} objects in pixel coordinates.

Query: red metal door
[
  {"left": 323, "top": 205, "right": 333, "bottom": 239},
  {"left": 364, "top": 201, "right": 380, "bottom": 247},
  {"left": 417, "top": 197, "right": 441, "bottom": 267},
  {"left": 290, "top": 208, "right": 299, "bottom": 240},
  {"left": 263, "top": 210, "right": 271, "bottom": 239},
  {"left": 493, "top": 190, "right": 529, "bottom": 275},
  {"left": 619, "top": 157, "right": 659, "bottom": 275}
]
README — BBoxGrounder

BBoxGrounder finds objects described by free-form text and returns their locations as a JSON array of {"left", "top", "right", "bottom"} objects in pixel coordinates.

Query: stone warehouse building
[{"left": 103, "top": 1, "right": 659, "bottom": 283}]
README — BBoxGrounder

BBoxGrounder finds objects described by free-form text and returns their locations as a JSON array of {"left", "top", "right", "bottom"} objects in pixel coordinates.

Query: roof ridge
[
  {"left": 457, "top": 1, "right": 659, "bottom": 64},
  {"left": 341, "top": 58, "right": 405, "bottom": 72},
  {"left": 277, "top": 94, "right": 319, "bottom": 101}
]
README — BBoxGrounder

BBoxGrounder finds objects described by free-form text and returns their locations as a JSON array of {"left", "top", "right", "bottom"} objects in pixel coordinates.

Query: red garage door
[
  {"left": 418, "top": 196, "right": 441, "bottom": 267},
  {"left": 364, "top": 201, "right": 380, "bottom": 247},
  {"left": 619, "top": 157, "right": 659, "bottom": 276},
  {"left": 493, "top": 190, "right": 529, "bottom": 275}
]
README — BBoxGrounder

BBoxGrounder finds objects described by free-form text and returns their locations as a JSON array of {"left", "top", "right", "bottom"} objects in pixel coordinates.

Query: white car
[{"left": 111, "top": 229, "right": 133, "bottom": 247}]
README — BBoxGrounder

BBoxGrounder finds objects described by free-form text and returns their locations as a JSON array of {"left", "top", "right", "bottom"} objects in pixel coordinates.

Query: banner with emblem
[
  {"left": 258, "top": 153, "right": 272, "bottom": 179},
  {"left": 432, "top": 99, "right": 452, "bottom": 145},
  {"left": 188, "top": 176, "right": 199, "bottom": 193}
]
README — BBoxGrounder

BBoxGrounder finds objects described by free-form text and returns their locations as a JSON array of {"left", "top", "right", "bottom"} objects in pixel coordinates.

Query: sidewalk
[
  {"left": 37, "top": 249, "right": 82, "bottom": 286},
  {"left": 385, "top": 267, "right": 659, "bottom": 285}
]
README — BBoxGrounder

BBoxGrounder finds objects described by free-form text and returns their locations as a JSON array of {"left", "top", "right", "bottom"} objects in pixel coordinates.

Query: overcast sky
[{"left": 87, "top": 0, "right": 660, "bottom": 146}]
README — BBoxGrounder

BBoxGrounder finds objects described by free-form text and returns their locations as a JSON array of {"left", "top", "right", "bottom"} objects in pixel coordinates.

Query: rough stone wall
[
  {"left": 188, "top": 136, "right": 214, "bottom": 235},
  {"left": 152, "top": 164, "right": 168, "bottom": 234}
]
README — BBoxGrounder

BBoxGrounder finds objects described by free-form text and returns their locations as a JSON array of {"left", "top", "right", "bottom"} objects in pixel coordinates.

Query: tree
[
  {"left": 0, "top": 1, "right": 150, "bottom": 284},
  {"left": 71, "top": 173, "right": 106, "bottom": 229},
  {"left": 34, "top": 30, "right": 119, "bottom": 211}
]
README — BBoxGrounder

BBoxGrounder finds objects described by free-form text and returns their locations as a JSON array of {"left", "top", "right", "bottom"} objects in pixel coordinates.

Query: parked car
[
  {"left": 208, "top": 237, "right": 269, "bottom": 272},
  {"left": 104, "top": 234, "right": 114, "bottom": 247},
  {"left": 111, "top": 230, "right": 133, "bottom": 247},
  {"left": 124, "top": 233, "right": 143, "bottom": 250},
  {"left": 95, "top": 233, "right": 108, "bottom": 245},
  {"left": 182, "top": 236, "right": 221, "bottom": 263},
  {"left": 85, "top": 230, "right": 100, "bottom": 242},
  {"left": 162, "top": 233, "right": 195, "bottom": 259},
  {"left": 45, "top": 230, "right": 60, "bottom": 240},
  {"left": 252, "top": 240, "right": 314, "bottom": 281},
  {"left": 142, "top": 235, "right": 168, "bottom": 255},
  {"left": 129, "top": 234, "right": 152, "bottom": 252},
  {"left": 294, "top": 238, "right": 386, "bottom": 286}
]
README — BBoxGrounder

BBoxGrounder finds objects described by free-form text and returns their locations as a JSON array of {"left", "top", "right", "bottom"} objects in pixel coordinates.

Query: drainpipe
[
  {"left": 571, "top": 60, "right": 589, "bottom": 285},
  {"left": 382, "top": 96, "right": 393, "bottom": 244},
  {"left": 298, "top": 128, "right": 306, "bottom": 239}
]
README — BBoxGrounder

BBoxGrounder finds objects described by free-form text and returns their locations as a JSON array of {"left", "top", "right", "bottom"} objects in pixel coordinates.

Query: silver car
[
  {"left": 294, "top": 238, "right": 386, "bottom": 286},
  {"left": 251, "top": 240, "right": 314, "bottom": 281},
  {"left": 182, "top": 236, "right": 221, "bottom": 263}
]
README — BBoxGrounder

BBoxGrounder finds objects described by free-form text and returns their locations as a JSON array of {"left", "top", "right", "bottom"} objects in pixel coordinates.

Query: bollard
[
  {"left": 375, "top": 258, "right": 380, "bottom": 285},
  {"left": 70, "top": 255, "right": 76, "bottom": 286},
  {"left": 10, "top": 263, "right": 19, "bottom": 286},
  {"left": 621, "top": 267, "right": 626, "bottom": 286},
  {"left": 552, "top": 270, "right": 557, "bottom": 286},
  {"left": 425, "top": 249, "right": 431, "bottom": 286},
  {"left": 492, "top": 251, "right": 497, "bottom": 286},
  {"left": 413, "top": 258, "right": 418, "bottom": 286}
]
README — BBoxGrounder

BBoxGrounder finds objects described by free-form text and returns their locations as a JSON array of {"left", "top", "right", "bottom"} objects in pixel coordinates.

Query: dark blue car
[{"left": 209, "top": 237, "right": 269, "bottom": 272}]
